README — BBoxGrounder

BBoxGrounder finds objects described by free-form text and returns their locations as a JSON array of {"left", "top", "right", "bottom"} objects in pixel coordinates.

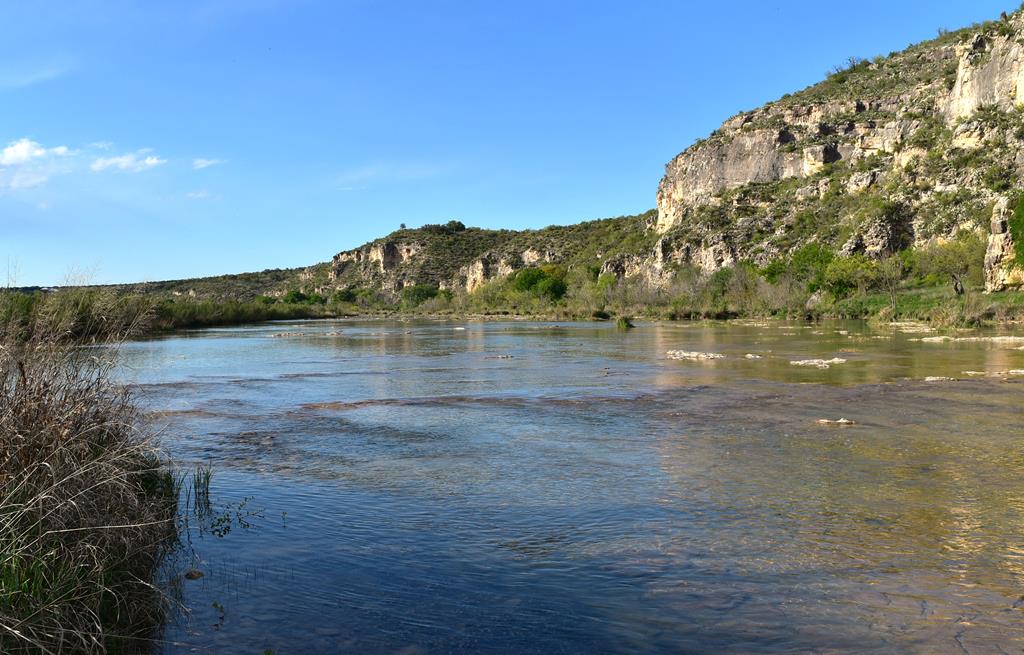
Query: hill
[{"left": 23, "top": 6, "right": 1024, "bottom": 326}]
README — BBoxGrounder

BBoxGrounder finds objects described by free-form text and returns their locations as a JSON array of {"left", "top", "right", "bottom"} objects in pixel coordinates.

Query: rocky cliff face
[
  {"left": 327, "top": 215, "right": 659, "bottom": 296},
  {"left": 331, "top": 241, "right": 424, "bottom": 292},
  {"left": 654, "top": 14, "right": 1024, "bottom": 290},
  {"left": 985, "top": 197, "right": 1024, "bottom": 292},
  {"left": 321, "top": 10, "right": 1024, "bottom": 299}
]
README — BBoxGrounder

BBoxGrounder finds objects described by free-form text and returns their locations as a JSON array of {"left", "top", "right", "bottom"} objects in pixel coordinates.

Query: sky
[{"left": 1, "top": 0, "right": 1018, "bottom": 286}]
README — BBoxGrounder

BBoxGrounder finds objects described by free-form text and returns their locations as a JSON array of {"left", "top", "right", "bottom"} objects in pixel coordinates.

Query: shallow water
[{"left": 121, "top": 319, "right": 1024, "bottom": 654}]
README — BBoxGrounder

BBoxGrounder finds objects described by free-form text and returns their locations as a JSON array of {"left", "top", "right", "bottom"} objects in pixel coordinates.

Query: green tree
[
  {"left": 916, "top": 234, "right": 985, "bottom": 295},
  {"left": 512, "top": 268, "right": 547, "bottom": 292},
  {"left": 823, "top": 254, "right": 878, "bottom": 299}
]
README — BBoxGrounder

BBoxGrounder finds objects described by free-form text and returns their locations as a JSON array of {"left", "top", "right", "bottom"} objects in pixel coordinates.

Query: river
[{"left": 118, "top": 319, "right": 1024, "bottom": 654}]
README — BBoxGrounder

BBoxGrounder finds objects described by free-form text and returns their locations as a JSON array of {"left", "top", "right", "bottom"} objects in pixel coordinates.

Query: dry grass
[{"left": 0, "top": 291, "right": 177, "bottom": 654}]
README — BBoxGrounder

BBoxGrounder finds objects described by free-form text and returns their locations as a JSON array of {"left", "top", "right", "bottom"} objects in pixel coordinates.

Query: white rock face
[
  {"left": 654, "top": 14, "right": 1024, "bottom": 238},
  {"left": 984, "top": 197, "right": 1024, "bottom": 292},
  {"left": 946, "top": 33, "right": 1024, "bottom": 120}
]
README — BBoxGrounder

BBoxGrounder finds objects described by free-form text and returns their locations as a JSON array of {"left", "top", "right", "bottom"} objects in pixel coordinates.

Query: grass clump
[{"left": 0, "top": 291, "right": 177, "bottom": 653}]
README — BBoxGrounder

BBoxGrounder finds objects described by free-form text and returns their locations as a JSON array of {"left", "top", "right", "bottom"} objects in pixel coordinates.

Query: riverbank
[
  {"left": 246, "top": 286, "right": 1024, "bottom": 329},
  {"left": 0, "top": 296, "right": 178, "bottom": 652},
  {"left": 5, "top": 283, "right": 1024, "bottom": 338}
]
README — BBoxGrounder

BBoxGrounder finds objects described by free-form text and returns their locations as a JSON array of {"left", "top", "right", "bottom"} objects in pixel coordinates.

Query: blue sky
[{"left": 1, "top": 0, "right": 1017, "bottom": 286}]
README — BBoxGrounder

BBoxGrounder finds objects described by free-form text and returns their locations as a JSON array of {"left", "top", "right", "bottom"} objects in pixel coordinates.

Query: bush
[
  {"left": 823, "top": 254, "right": 878, "bottom": 299},
  {"left": 401, "top": 284, "right": 441, "bottom": 307},
  {"left": 790, "top": 243, "right": 836, "bottom": 292},
  {"left": 419, "top": 220, "right": 467, "bottom": 235},
  {"left": 280, "top": 289, "right": 308, "bottom": 304},
  {"left": 509, "top": 267, "right": 567, "bottom": 301},
  {"left": 332, "top": 289, "right": 356, "bottom": 303},
  {"left": 535, "top": 276, "right": 567, "bottom": 301}
]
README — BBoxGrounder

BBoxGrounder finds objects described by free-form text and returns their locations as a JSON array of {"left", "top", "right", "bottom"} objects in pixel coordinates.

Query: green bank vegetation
[
  {"left": 355, "top": 230, "right": 1021, "bottom": 327},
  {"left": 0, "top": 292, "right": 178, "bottom": 653}
]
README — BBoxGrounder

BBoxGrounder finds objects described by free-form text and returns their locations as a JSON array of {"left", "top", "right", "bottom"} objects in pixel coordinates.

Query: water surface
[{"left": 120, "top": 319, "right": 1024, "bottom": 654}]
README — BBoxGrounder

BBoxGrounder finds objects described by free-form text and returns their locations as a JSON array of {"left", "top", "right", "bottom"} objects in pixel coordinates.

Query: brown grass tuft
[{"left": 0, "top": 291, "right": 176, "bottom": 654}]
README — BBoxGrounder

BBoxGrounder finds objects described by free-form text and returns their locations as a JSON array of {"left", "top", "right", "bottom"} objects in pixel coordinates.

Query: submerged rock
[
  {"left": 790, "top": 357, "right": 848, "bottom": 369},
  {"left": 963, "top": 369, "right": 1024, "bottom": 377},
  {"left": 667, "top": 350, "right": 726, "bottom": 361}
]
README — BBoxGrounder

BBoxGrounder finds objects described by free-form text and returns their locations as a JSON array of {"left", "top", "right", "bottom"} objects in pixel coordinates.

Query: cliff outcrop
[{"left": 654, "top": 13, "right": 1024, "bottom": 290}]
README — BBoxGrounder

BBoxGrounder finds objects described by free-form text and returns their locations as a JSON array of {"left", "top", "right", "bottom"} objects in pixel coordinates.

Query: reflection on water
[{"left": 119, "top": 319, "right": 1024, "bottom": 654}]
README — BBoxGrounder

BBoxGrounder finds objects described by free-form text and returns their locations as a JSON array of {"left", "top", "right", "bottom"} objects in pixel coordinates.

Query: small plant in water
[
  {"left": 192, "top": 463, "right": 213, "bottom": 517},
  {"left": 616, "top": 316, "right": 635, "bottom": 329}
]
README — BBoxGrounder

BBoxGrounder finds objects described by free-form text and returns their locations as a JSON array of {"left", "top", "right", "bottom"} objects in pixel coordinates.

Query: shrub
[
  {"left": 512, "top": 268, "right": 548, "bottom": 292},
  {"left": 280, "top": 289, "right": 308, "bottom": 304},
  {"left": 332, "top": 289, "right": 357, "bottom": 303},
  {"left": 535, "top": 276, "right": 567, "bottom": 301},
  {"left": 401, "top": 284, "right": 441, "bottom": 307},
  {"left": 823, "top": 254, "right": 878, "bottom": 299},
  {"left": 419, "top": 220, "right": 467, "bottom": 235},
  {"left": 509, "top": 267, "right": 567, "bottom": 301}
]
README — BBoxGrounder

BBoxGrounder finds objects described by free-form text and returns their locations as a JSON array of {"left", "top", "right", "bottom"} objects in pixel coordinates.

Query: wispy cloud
[
  {"left": 0, "top": 138, "right": 72, "bottom": 190},
  {"left": 186, "top": 189, "right": 211, "bottom": 200},
  {"left": 91, "top": 150, "right": 166, "bottom": 173},
  {"left": 0, "top": 61, "right": 72, "bottom": 91},
  {"left": 0, "top": 139, "right": 170, "bottom": 191},
  {"left": 192, "top": 157, "right": 225, "bottom": 170},
  {"left": 333, "top": 161, "right": 453, "bottom": 190}
]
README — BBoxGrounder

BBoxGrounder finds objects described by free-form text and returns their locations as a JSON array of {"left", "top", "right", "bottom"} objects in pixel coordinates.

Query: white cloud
[
  {"left": 192, "top": 157, "right": 224, "bottom": 170},
  {"left": 186, "top": 190, "right": 211, "bottom": 200},
  {"left": 0, "top": 138, "right": 69, "bottom": 166},
  {"left": 91, "top": 151, "right": 166, "bottom": 173},
  {"left": 0, "top": 138, "right": 72, "bottom": 190}
]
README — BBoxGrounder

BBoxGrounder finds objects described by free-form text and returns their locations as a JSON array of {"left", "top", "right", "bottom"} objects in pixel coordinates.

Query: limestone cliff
[
  {"left": 327, "top": 214, "right": 658, "bottom": 295},
  {"left": 654, "top": 12, "right": 1024, "bottom": 290}
]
